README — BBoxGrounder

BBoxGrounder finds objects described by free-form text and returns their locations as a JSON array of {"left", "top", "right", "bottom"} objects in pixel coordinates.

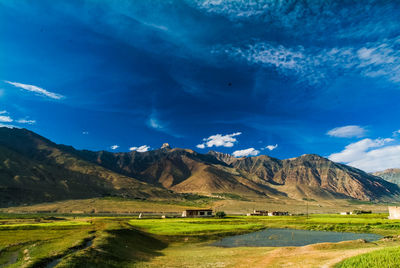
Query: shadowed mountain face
[
  {"left": 0, "top": 127, "right": 399, "bottom": 206},
  {"left": 373, "top": 169, "right": 400, "bottom": 186}
]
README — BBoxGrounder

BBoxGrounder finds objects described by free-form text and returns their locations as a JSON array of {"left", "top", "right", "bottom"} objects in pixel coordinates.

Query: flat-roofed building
[{"left": 182, "top": 209, "right": 213, "bottom": 218}]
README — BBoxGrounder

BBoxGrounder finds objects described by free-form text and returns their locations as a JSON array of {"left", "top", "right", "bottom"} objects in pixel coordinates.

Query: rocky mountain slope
[
  {"left": 373, "top": 169, "right": 400, "bottom": 186},
  {"left": 0, "top": 127, "right": 399, "bottom": 206},
  {"left": 0, "top": 128, "right": 175, "bottom": 206}
]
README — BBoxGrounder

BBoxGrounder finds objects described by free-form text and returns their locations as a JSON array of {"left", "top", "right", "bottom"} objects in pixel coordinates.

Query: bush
[
  {"left": 353, "top": 210, "right": 372, "bottom": 215},
  {"left": 215, "top": 211, "right": 226, "bottom": 218}
]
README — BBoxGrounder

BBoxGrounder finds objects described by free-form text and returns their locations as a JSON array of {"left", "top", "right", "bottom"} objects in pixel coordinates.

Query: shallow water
[{"left": 213, "top": 228, "right": 382, "bottom": 247}]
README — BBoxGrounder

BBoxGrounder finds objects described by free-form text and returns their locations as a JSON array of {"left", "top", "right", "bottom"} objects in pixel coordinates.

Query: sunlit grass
[
  {"left": 1, "top": 213, "right": 400, "bottom": 267},
  {"left": 336, "top": 246, "right": 400, "bottom": 268},
  {"left": 128, "top": 218, "right": 264, "bottom": 235},
  {"left": 0, "top": 221, "right": 91, "bottom": 229}
]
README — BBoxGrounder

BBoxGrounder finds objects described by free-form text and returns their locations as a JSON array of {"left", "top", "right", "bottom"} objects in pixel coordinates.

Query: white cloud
[
  {"left": 82, "top": 131, "right": 89, "bottom": 135},
  {"left": 197, "top": 132, "right": 241, "bottom": 148},
  {"left": 196, "top": 143, "right": 205, "bottom": 149},
  {"left": 129, "top": 145, "right": 150, "bottom": 152},
  {"left": 393, "top": 130, "right": 400, "bottom": 136},
  {"left": 4, "top": 81, "right": 64, "bottom": 100},
  {"left": 329, "top": 138, "right": 393, "bottom": 163},
  {"left": 328, "top": 138, "right": 399, "bottom": 172},
  {"left": 17, "top": 119, "right": 36, "bottom": 125},
  {"left": 0, "top": 115, "right": 13, "bottom": 123},
  {"left": 0, "top": 123, "right": 18, "bottom": 129},
  {"left": 265, "top": 144, "right": 278, "bottom": 151},
  {"left": 327, "top": 125, "right": 366, "bottom": 138},
  {"left": 0, "top": 123, "right": 20, "bottom": 128},
  {"left": 110, "top": 145, "right": 119, "bottom": 150},
  {"left": 0, "top": 110, "right": 7, "bottom": 114},
  {"left": 232, "top": 148, "right": 260, "bottom": 157},
  {"left": 348, "top": 145, "right": 400, "bottom": 172}
]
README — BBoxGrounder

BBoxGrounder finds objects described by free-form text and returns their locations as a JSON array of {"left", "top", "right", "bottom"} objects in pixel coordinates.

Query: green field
[{"left": 0, "top": 213, "right": 400, "bottom": 267}]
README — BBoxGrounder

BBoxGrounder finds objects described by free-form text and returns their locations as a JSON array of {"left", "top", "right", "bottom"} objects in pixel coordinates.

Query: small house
[
  {"left": 388, "top": 206, "right": 400, "bottom": 219},
  {"left": 247, "top": 210, "right": 268, "bottom": 216},
  {"left": 340, "top": 212, "right": 352, "bottom": 215},
  {"left": 268, "top": 211, "right": 289, "bottom": 216},
  {"left": 182, "top": 209, "right": 213, "bottom": 218}
]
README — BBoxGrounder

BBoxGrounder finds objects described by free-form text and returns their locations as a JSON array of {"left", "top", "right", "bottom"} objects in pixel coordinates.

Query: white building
[{"left": 388, "top": 206, "right": 400, "bottom": 219}]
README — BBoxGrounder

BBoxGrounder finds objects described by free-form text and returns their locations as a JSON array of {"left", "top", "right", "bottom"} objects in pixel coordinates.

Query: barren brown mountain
[{"left": 0, "top": 127, "right": 399, "bottom": 206}]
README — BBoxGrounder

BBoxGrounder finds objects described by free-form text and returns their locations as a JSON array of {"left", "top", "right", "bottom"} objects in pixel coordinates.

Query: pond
[{"left": 212, "top": 228, "right": 382, "bottom": 247}]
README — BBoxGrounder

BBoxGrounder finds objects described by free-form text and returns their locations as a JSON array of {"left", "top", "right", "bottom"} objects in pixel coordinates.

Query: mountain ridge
[
  {"left": 373, "top": 168, "right": 400, "bottom": 186},
  {"left": 0, "top": 127, "right": 399, "bottom": 206}
]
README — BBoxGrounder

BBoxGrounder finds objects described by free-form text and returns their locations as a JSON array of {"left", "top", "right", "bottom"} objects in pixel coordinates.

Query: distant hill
[
  {"left": 373, "top": 169, "right": 400, "bottom": 186},
  {"left": 0, "top": 127, "right": 399, "bottom": 206}
]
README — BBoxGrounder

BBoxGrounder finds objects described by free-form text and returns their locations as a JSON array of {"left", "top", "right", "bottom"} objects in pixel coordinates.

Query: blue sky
[{"left": 1, "top": 0, "right": 400, "bottom": 172}]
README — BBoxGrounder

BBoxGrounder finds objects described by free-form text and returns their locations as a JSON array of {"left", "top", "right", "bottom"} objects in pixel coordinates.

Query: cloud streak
[
  {"left": 4, "top": 81, "right": 64, "bottom": 99},
  {"left": 17, "top": 119, "right": 36, "bottom": 125},
  {"left": 327, "top": 125, "right": 366, "bottom": 138}
]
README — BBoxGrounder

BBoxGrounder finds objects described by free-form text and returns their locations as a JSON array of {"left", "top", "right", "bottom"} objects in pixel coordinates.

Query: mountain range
[
  {"left": 0, "top": 127, "right": 399, "bottom": 207},
  {"left": 373, "top": 169, "right": 400, "bottom": 187}
]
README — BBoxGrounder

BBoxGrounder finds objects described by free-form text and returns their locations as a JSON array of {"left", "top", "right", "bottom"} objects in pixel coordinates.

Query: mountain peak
[
  {"left": 161, "top": 143, "right": 171, "bottom": 150},
  {"left": 207, "top": 150, "right": 236, "bottom": 164}
]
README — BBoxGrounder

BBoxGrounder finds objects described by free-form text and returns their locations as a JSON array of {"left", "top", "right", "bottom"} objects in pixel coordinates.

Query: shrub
[
  {"left": 353, "top": 210, "right": 372, "bottom": 215},
  {"left": 215, "top": 211, "right": 226, "bottom": 218}
]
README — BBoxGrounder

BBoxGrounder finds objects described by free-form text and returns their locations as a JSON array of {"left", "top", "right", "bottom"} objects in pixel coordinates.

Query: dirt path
[{"left": 249, "top": 242, "right": 382, "bottom": 268}]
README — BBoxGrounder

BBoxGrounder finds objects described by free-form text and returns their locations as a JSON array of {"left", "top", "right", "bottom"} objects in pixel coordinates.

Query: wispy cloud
[
  {"left": 327, "top": 125, "right": 366, "bottom": 138},
  {"left": 0, "top": 111, "right": 36, "bottom": 125},
  {"left": 16, "top": 119, "right": 36, "bottom": 125},
  {"left": 232, "top": 147, "right": 260, "bottom": 157},
  {"left": 0, "top": 115, "right": 13, "bottom": 123},
  {"left": 0, "top": 123, "right": 18, "bottom": 129},
  {"left": 4, "top": 81, "right": 64, "bottom": 99},
  {"left": 129, "top": 145, "right": 150, "bottom": 152},
  {"left": 82, "top": 131, "right": 89, "bottom": 135},
  {"left": 328, "top": 137, "right": 400, "bottom": 172},
  {"left": 265, "top": 144, "right": 278, "bottom": 151},
  {"left": 220, "top": 38, "right": 400, "bottom": 84},
  {"left": 147, "top": 111, "right": 182, "bottom": 138},
  {"left": 190, "top": 0, "right": 281, "bottom": 20},
  {"left": 110, "top": 145, "right": 119, "bottom": 150},
  {"left": 148, "top": 117, "right": 164, "bottom": 130},
  {"left": 197, "top": 132, "right": 241, "bottom": 148},
  {"left": 218, "top": 37, "right": 400, "bottom": 85}
]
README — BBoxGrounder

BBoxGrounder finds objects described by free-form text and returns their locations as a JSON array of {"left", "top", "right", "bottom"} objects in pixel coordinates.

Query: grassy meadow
[{"left": 0, "top": 212, "right": 400, "bottom": 267}]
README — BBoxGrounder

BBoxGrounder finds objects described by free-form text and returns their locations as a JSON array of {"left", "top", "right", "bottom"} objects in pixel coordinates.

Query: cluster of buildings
[
  {"left": 147, "top": 206, "right": 400, "bottom": 219},
  {"left": 246, "top": 210, "right": 289, "bottom": 217},
  {"left": 179, "top": 209, "right": 290, "bottom": 218}
]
